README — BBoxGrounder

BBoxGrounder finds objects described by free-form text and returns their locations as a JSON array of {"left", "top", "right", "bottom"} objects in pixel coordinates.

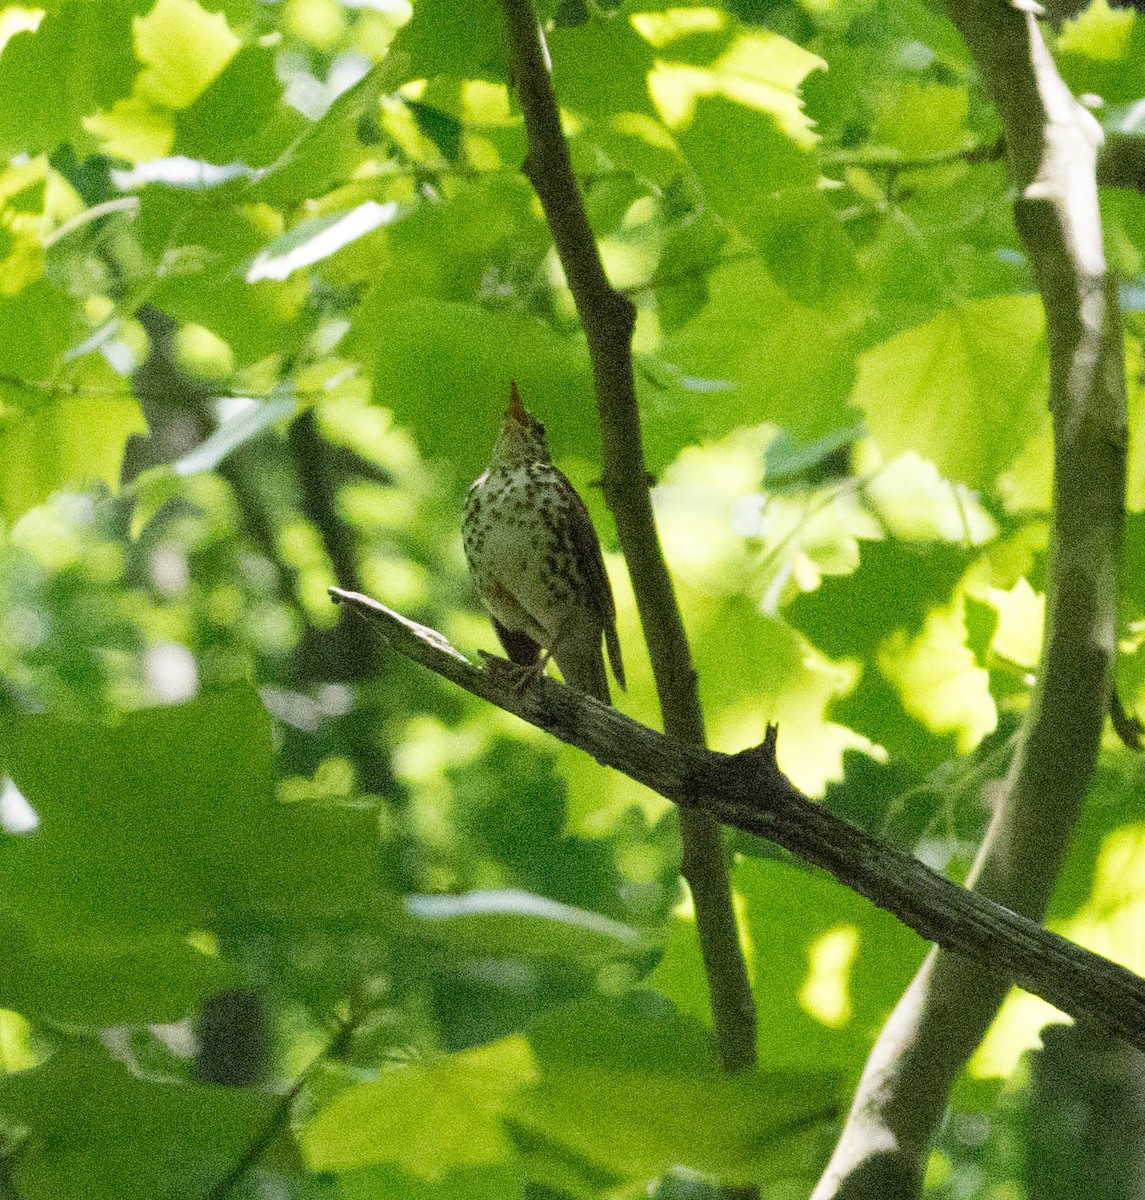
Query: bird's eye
[{"left": 536, "top": 421, "right": 546, "bottom": 435}]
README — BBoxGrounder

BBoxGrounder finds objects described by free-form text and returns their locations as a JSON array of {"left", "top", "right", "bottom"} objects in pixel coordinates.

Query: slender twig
[
  {"left": 204, "top": 1002, "right": 365, "bottom": 1200},
  {"left": 330, "top": 588, "right": 1145, "bottom": 1050},
  {"left": 1110, "top": 687, "right": 1143, "bottom": 751},
  {"left": 822, "top": 131, "right": 1145, "bottom": 195},
  {"left": 821, "top": 137, "right": 1006, "bottom": 174},
  {"left": 42, "top": 196, "right": 141, "bottom": 249},
  {"left": 0, "top": 373, "right": 357, "bottom": 406},
  {"left": 497, "top": 0, "right": 757, "bottom": 1087}
]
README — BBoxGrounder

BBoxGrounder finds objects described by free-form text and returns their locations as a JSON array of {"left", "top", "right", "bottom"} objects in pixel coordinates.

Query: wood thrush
[{"left": 463, "top": 383, "right": 625, "bottom": 704}]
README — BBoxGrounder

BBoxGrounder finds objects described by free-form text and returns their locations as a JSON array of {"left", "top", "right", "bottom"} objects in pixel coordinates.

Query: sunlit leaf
[
  {"left": 512, "top": 1059, "right": 837, "bottom": 1182},
  {"left": 134, "top": 0, "right": 240, "bottom": 109},
  {"left": 1056, "top": 0, "right": 1145, "bottom": 106},
  {"left": 851, "top": 296, "right": 1048, "bottom": 489},
  {"left": 650, "top": 858, "right": 926, "bottom": 1072},
  {"left": 304, "top": 1036, "right": 535, "bottom": 1175}
]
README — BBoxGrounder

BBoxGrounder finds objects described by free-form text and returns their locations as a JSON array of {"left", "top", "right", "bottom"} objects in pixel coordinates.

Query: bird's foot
[{"left": 479, "top": 651, "right": 550, "bottom": 694}]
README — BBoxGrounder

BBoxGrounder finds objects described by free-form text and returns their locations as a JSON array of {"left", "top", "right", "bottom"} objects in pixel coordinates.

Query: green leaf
[
  {"left": 1058, "top": 0, "right": 1135, "bottom": 57},
  {"left": 0, "top": 0, "right": 137, "bottom": 155},
  {"left": 304, "top": 1035, "right": 535, "bottom": 1175},
  {"left": 745, "top": 186, "right": 862, "bottom": 308},
  {"left": 356, "top": 174, "right": 549, "bottom": 303},
  {"left": 133, "top": 0, "right": 240, "bottom": 109},
  {"left": 1057, "top": 0, "right": 1145, "bottom": 104},
  {"left": 333, "top": 1163, "right": 525, "bottom": 1200},
  {"left": 689, "top": 592, "right": 862, "bottom": 797},
  {"left": 135, "top": 186, "right": 305, "bottom": 362},
  {"left": 884, "top": 0, "right": 973, "bottom": 68},
  {"left": 787, "top": 538, "right": 971, "bottom": 660},
  {"left": 0, "top": 927, "right": 236, "bottom": 1025},
  {"left": 1048, "top": 757, "right": 1145, "bottom": 922},
  {"left": 673, "top": 86, "right": 863, "bottom": 304},
  {"left": 0, "top": 277, "right": 82, "bottom": 383},
  {"left": 351, "top": 298, "right": 594, "bottom": 483},
  {"left": 763, "top": 424, "right": 860, "bottom": 489},
  {"left": 0, "top": 1046, "right": 284, "bottom": 1200},
  {"left": 405, "top": 889, "right": 649, "bottom": 961},
  {"left": 307, "top": 1011, "right": 837, "bottom": 1186},
  {"left": 512, "top": 1062, "right": 836, "bottom": 1182},
  {"left": 549, "top": 6, "right": 660, "bottom": 122},
  {"left": 964, "top": 594, "right": 1001, "bottom": 666},
  {"left": 678, "top": 94, "right": 816, "bottom": 210},
  {"left": 784, "top": 538, "right": 983, "bottom": 764},
  {"left": 653, "top": 257, "right": 860, "bottom": 459},
  {"left": 1123, "top": 334, "right": 1145, "bottom": 512},
  {"left": 650, "top": 858, "right": 926, "bottom": 1072},
  {"left": 386, "top": 0, "right": 505, "bottom": 84},
  {"left": 833, "top": 668, "right": 961, "bottom": 769},
  {"left": 654, "top": 208, "right": 728, "bottom": 332},
  {"left": 850, "top": 295, "right": 1048, "bottom": 489},
  {"left": 0, "top": 376, "right": 147, "bottom": 524},
  {"left": 0, "top": 686, "right": 379, "bottom": 937},
  {"left": 526, "top": 994, "right": 719, "bottom": 1075},
  {"left": 870, "top": 82, "right": 970, "bottom": 158},
  {"left": 862, "top": 165, "right": 1024, "bottom": 333},
  {"left": 406, "top": 99, "right": 464, "bottom": 163},
  {"left": 254, "top": 57, "right": 410, "bottom": 204},
  {"left": 173, "top": 43, "right": 298, "bottom": 166}
]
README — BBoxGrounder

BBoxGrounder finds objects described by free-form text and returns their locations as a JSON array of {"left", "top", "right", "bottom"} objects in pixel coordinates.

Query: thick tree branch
[
  {"left": 813, "top": 6, "right": 1128, "bottom": 1198},
  {"left": 497, "top": 0, "right": 757, "bottom": 1086},
  {"left": 330, "top": 587, "right": 1145, "bottom": 1051}
]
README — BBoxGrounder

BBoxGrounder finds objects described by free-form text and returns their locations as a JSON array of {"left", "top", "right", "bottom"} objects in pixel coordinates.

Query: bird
[{"left": 462, "top": 382, "right": 625, "bottom": 705}]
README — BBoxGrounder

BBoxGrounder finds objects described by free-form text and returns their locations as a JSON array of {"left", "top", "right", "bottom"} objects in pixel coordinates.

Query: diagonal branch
[
  {"left": 330, "top": 586, "right": 1145, "bottom": 1050},
  {"left": 497, "top": 0, "right": 757, "bottom": 1085}
]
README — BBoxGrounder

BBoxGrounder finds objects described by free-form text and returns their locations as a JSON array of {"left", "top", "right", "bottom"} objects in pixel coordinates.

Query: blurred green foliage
[{"left": 0, "top": 0, "right": 1141, "bottom": 1195}]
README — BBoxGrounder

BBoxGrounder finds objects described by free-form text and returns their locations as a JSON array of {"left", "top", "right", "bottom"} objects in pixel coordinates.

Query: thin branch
[
  {"left": 330, "top": 588, "right": 1145, "bottom": 1050},
  {"left": 822, "top": 133, "right": 1145, "bottom": 194},
  {"left": 204, "top": 1001, "right": 365, "bottom": 1200},
  {"left": 813, "top": 5, "right": 1129, "bottom": 1197},
  {"left": 0, "top": 373, "right": 356, "bottom": 405},
  {"left": 821, "top": 137, "right": 1006, "bottom": 174},
  {"left": 1110, "top": 686, "right": 1143, "bottom": 751},
  {"left": 497, "top": 0, "right": 757, "bottom": 1084},
  {"left": 42, "top": 196, "right": 140, "bottom": 249}
]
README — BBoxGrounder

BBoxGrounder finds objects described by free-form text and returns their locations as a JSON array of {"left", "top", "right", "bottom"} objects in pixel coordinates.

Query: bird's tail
[
  {"left": 552, "top": 640, "right": 611, "bottom": 705},
  {"left": 604, "top": 623, "right": 625, "bottom": 692}
]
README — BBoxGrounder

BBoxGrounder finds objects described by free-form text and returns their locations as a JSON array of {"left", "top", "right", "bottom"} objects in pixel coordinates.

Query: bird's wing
[{"left": 566, "top": 479, "right": 626, "bottom": 690}]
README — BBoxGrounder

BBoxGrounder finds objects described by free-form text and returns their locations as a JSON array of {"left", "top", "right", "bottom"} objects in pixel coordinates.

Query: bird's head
[{"left": 491, "top": 381, "right": 552, "bottom": 466}]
